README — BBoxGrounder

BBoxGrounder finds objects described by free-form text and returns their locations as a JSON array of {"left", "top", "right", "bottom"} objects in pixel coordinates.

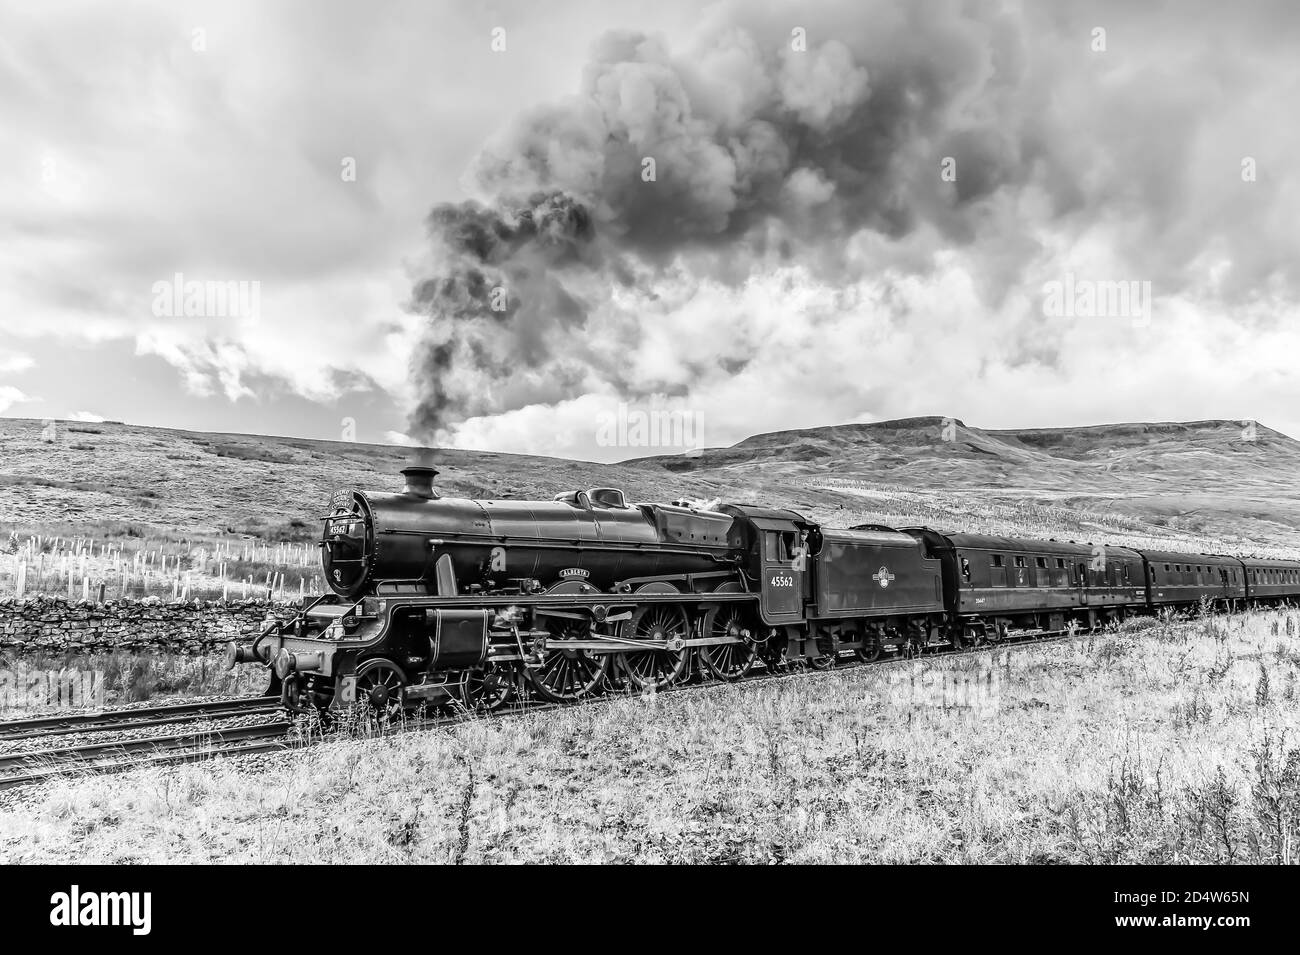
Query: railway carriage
[
  {"left": 1239, "top": 556, "right": 1300, "bottom": 604},
  {"left": 1136, "top": 550, "right": 1247, "bottom": 610},
  {"left": 900, "top": 530, "right": 1146, "bottom": 641}
]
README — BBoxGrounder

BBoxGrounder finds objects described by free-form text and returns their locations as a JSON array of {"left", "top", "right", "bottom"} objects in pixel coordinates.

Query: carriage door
[
  {"left": 1076, "top": 562, "right": 1089, "bottom": 605},
  {"left": 758, "top": 525, "right": 805, "bottom": 624}
]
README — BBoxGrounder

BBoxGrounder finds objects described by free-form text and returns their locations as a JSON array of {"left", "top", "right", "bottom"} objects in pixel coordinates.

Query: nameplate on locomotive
[
  {"left": 327, "top": 488, "right": 353, "bottom": 513},
  {"left": 559, "top": 567, "right": 590, "bottom": 579}
]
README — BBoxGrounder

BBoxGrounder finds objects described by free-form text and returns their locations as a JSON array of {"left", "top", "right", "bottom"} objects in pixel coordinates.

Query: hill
[{"left": 1, "top": 415, "right": 1297, "bottom": 557}]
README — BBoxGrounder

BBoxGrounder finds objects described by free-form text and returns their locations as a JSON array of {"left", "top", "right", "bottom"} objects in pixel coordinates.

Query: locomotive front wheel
[
  {"left": 526, "top": 620, "right": 611, "bottom": 703},
  {"left": 354, "top": 658, "right": 407, "bottom": 722},
  {"left": 621, "top": 604, "right": 692, "bottom": 691},
  {"left": 698, "top": 606, "right": 757, "bottom": 681}
]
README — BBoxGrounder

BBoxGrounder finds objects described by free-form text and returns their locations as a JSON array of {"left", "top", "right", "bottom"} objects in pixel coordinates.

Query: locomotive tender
[{"left": 228, "top": 464, "right": 1300, "bottom": 714}]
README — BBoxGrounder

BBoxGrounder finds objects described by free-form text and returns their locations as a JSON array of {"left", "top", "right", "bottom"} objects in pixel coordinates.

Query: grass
[
  {"left": 0, "top": 650, "right": 268, "bottom": 713},
  {"left": 2, "top": 610, "right": 1297, "bottom": 863}
]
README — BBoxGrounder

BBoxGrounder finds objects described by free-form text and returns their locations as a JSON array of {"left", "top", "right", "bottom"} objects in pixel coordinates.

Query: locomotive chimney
[
  {"left": 401, "top": 448, "right": 440, "bottom": 499},
  {"left": 401, "top": 465, "right": 439, "bottom": 499}
]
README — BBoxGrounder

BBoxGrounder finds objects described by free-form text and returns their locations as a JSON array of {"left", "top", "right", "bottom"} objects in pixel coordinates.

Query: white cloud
[
  {"left": 67, "top": 411, "right": 106, "bottom": 422},
  {"left": 0, "top": 350, "right": 34, "bottom": 374},
  {"left": 0, "top": 386, "right": 32, "bottom": 415}
]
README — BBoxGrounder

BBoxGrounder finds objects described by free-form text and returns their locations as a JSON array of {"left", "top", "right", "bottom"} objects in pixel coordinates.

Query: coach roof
[
  {"left": 929, "top": 532, "right": 1143, "bottom": 559},
  {"left": 1135, "top": 549, "right": 1242, "bottom": 565}
]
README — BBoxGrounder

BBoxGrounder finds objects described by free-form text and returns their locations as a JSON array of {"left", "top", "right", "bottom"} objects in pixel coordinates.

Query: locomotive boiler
[{"left": 322, "top": 466, "right": 739, "bottom": 598}]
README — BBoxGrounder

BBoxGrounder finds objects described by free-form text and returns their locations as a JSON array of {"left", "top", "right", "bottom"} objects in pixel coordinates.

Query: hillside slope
[
  {"left": 1, "top": 415, "right": 1297, "bottom": 556},
  {"left": 628, "top": 417, "right": 1300, "bottom": 552}
]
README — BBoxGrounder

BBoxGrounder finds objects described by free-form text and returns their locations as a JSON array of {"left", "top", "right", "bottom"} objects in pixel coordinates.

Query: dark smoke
[
  {"left": 407, "top": 3, "right": 1046, "bottom": 439},
  {"left": 408, "top": 192, "right": 600, "bottom": 433}
]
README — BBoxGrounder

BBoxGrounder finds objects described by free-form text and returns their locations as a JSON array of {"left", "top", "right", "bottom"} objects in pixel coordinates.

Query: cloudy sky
[{"left": 2, "top": 0, "right": 1298, "bottom": 462}]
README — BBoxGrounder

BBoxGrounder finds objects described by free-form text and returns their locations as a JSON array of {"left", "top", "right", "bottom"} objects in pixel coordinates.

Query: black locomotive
[{"left": 228, "top": 465, "right": 1300, "bottom": 714}]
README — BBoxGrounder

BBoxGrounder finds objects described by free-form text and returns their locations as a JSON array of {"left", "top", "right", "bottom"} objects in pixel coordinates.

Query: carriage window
[
  {"left": 1036, "top": 557, "right": 1048, "bottom": 569},
  {"left": 1123, "top": 565, "right": 1131, "bottom": 584},
  {"left": 1164, "top": 564, "right": 1171, "bottom": 572},
  {"left": 1056, "top": 558, "right": 1066, "bottom": 569},
  {"left": 991, "top": 555, "right": 1004, "bottom": 567},
  {"left": 1014, "top": 556, "right": 1026, "bottom": 568}
]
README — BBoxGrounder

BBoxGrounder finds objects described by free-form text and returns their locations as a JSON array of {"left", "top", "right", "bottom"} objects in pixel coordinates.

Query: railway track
[
  {"left": 0, "top": 696, "right": 281, "bottom": 742},
  {"left": 0, "top": 622, "right": 1117, "bottom": 791},
  {"left": 0, "top": 721, "right": 293, "bottom": 790}
]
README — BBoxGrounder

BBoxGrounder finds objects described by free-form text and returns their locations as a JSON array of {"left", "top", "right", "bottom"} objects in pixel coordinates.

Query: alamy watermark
[
  {"left": 50, "top": 886, "right": 151, "bottom": 935},
  {"left": 0, "top": 666, "right": 105, "bottom": 712},
  {"left": 1042, "top": 272, "right": 1151, "bottom": 328},
  {"left": 595, "top": 397, "right": 703, "bottom": 454},
  {"left": 883, "top": 655, "right": 1007, "bottom": 716},
  {"left": 151, "top": 272, "right": 261, "bottom": 321}
]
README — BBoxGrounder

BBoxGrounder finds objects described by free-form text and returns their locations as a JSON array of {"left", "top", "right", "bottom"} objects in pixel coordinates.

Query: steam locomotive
[{"left": 227, "top": 464, "right": 1300, "bottom": 715}]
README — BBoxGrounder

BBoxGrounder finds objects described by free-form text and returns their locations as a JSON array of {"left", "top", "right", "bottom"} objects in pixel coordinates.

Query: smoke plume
[{"left": 406, "top": 0, "right": 1300, "bottom": 443}]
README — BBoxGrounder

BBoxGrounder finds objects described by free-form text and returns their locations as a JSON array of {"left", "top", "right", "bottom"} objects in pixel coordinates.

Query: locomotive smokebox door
[{"left": 425, "top": 609, "right": 490, "bottom": 670}]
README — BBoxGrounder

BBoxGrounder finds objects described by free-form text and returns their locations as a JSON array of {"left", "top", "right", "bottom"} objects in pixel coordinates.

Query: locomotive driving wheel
[
  {"left": 354, "top": 657, "right": 407, "bottom": 722},
  {"left": 699, "top": 594, "right": 757, "bottom": 682},
  {"left": 526, "top": 619, "right": 611, "bottom": 703},
  {"left": 699, "top": 583, "right": 756, "bottom": 681},
  {"left": 621, "top": 603, "right": 692, "bottom": 692}
]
